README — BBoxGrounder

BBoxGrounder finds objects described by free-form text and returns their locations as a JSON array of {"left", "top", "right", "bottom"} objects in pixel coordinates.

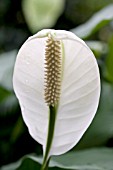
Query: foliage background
[{"left": 0, "top": 0, "right": 113, "bottom": 169}]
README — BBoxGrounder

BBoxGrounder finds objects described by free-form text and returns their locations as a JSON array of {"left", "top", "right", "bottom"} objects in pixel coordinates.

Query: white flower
[{"left": 13, "top": 29, "right": 100, "bottom": 160}]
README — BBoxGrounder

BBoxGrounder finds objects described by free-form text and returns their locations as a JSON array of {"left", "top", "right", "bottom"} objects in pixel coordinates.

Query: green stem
[
  {"left": 41, "top": 106, "right": 57, "bottom": 170},
  {"left": 41, "top": 157, "right": 50, "bottom": 170}
]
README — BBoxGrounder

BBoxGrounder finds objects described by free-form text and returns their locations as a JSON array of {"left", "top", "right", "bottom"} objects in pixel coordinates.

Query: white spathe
[{"left": 13, "top": 29, "right": 100, "bottom": 156}]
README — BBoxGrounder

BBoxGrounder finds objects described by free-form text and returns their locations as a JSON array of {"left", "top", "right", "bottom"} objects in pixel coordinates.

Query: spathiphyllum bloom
[{"left": 13, "top": 29, "right": 100, "bottom": 168}]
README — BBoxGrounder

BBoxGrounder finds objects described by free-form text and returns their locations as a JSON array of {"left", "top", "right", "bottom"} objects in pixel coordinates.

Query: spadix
[
  {"left": 13, "top": 29, "right": 100, "bottom": 162},
  {"left": 44, "top": 35, "right": 62, "bottom": 107}
]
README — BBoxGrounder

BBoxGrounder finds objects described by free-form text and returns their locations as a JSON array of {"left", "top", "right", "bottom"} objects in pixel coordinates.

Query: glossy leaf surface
[
  {"left": 1, "top": 148, "right": 113, "bottom": 170},
  {"left": 71, "top": 4, "right": 113, "bottom": 39}
]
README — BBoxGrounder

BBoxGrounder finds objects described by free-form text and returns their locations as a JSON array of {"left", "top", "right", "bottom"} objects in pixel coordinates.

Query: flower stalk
[
  {"left": 41, "top": 34, "right": 62, "bottom": 169},
  {"left": 41, "top": 106, "right": 57, "bottom": 170}
]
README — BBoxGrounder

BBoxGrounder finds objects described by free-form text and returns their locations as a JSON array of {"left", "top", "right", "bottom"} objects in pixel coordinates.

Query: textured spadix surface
[{"left": 13, "top": 29, "right": 100, "bottom": 156}]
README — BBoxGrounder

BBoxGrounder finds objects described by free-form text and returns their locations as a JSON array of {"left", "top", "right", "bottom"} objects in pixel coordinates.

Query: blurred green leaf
[
  {"left": 52, "top": 148, "right": 113, "bottom": 170},
  {"left": 1, "top": 148, "right": 113, "bottom": 170},
  {"left": 86, "top": 40, "right": 108, "bottom": 58},
  {"left": 71, "top": 4, "right": 113, "bottom": 39},
  {"left": 22, "top": 0, "right": 65, "bottom": 33},
  {"left": 0, "top": 50, "right": 18, "bottom": 115},
  {"left": 0, "top": 155, "right": 41, "bottom": 170},
  {"left": 0, "top": 50, "right": 17, "bottom": 91},
  {"left": 65, "top": 0, "right": 113, "bottom": 26},
  {"left": 0, "top": 88, "right": 18, "bottom": 115},
  {"left": 10, "top": 116, "right": 25, "bottom": 143},
  {"left": 105, "top": 36, "right": 113, "bottom": 83},
  {"left": 75, "top": 81, "right": 113, "bottom": 149}
]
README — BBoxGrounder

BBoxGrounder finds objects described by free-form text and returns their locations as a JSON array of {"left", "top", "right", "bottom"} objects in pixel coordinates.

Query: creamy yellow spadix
[
  {"left": 13, "top": 29, "right": 100, "bottom": 158},
  {"left": 44, "top": 35, "right": 62, "bottom": 107}
]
